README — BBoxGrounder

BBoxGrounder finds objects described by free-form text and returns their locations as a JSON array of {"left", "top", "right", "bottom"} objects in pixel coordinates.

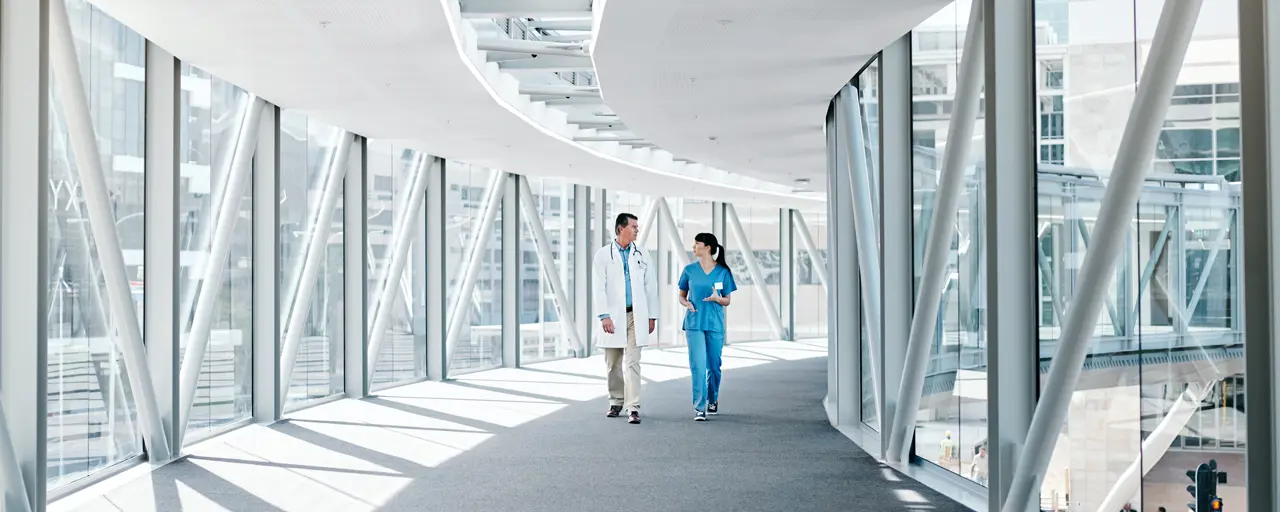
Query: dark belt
[{"left": 626, "top": 306, "right": 633, "bottom": 313}]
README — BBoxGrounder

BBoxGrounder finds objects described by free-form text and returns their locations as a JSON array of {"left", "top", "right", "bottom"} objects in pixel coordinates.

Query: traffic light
[{"left": 1186, "top": 459, "right": 1226, "bottom": 511}]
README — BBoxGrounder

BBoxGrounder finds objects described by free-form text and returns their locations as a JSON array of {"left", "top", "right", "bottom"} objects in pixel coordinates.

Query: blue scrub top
[{"left": 678, "top": 262, "right": 738, "bottom": 333}]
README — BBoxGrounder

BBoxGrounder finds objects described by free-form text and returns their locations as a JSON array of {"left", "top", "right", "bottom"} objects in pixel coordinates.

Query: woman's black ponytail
[{"left": 695, "top": 232, "right": 731, "bottom": 271}]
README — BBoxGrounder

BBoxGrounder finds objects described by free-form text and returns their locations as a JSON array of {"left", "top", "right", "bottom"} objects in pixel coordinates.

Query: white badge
[{"left": 714, "top": 282, "right": 724, "bottom": 291}]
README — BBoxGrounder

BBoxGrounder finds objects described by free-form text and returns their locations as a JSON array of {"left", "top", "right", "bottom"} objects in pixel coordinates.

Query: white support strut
[
  {"left": 656, "top": 198, "right": 691, "bottom": 267},
  {"left": 176, "top": 96, "right": 265, "bottom": 441},
  {"left": 444, "top": 170, "right": 508, "bottom": 364},
  {"left": 366, "top": 154, "right": 433, "bottom": 383},
  {"left": 837, "top": 85, "right": 884, "bottom": 427},
  {"left": 1094, "top": 383, "right": 1214, "bottom": 512},
  {"left": 1001, "top": 0, "right": 1204, "bottom": 509},
  {"left": 724, "top": 204, "right": 787, "bottom": 341},
  {"left": 49, "top": 0, "right": 172, "bottom": 461},
  {"left": 792, "top": 211, "right": 829, "bottom": 291},
  {"left": 887, "top": 0, "right": 984, "bottom": 463},
  {"left": 518, "top": 178, "right": 587, "bottom": 354},
  {"left": 278, "top": 130, "right": 353, "bottom": 405}
]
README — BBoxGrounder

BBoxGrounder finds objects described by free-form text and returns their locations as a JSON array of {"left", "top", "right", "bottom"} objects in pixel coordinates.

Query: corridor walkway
[{"left": 55, "top": 340, "right": 969, "bottom": 512}]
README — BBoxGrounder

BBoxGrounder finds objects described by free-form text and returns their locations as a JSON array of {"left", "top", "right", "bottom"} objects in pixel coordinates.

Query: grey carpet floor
[{"left": 66, "top": 352, "right": 972, "bottom": 512}]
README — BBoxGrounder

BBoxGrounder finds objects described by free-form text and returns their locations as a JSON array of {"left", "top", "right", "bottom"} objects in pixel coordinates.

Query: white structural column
[
  {"left": 0, "top": 0, "right": 48, "bottom": 507},
  {"left": 792, "top": 212, "right": 828, "bottom": 291},
  {"left": 176, "top": 96, "right": 266, "bottom": 440},
  {"left": 278, "top": 130, "right": 353, "bottom": 404},
  {"left": 343, "top": 138, "right": 368, "bottom": 396},
  {"left": 1094, "top": 384, "right": 1212, "bottom": 512},
  {"left": 984, "top": 0, "right": 1037, "bottom": 505},
  {"left": 574, "top": 185, "right": 594, "bottom": 356},
  {"left": 366, "top": 154, "right": 433, "bottom": 383},
  {"left": 48, "top": 0, "right": 171, "bottom": 462},
  {"left": 144, "top": 42, "right": 181, "bottom": 458},
  {"left": 1001, "top": 1, "right": 1203, "bottom": 509},
  {"left": 725, "top": 204, "right": 786, "bottom": 341},
  {"left": 1238, "top": 0, "right": 1280, "bottom": 507},
  {"left": 518, "top": 178, "right": 587, "bottom": 354},
  {"left": 444, "top": 169, "right": 507, "bottom": 369},
  {"left": 879, "top": 33, "right": 913, "bottom": 456},
  {"left": 836, "top": 85, "right": 884, "bottom": 424},
  {"left": 425, "top": 162, "right": 447, "bottom": 379},
  {"left": 887, "top": 0, "right": 984, "bottom": 463},
  {"left": 252, "top": 105, "right": 282, "bottom": 421}
]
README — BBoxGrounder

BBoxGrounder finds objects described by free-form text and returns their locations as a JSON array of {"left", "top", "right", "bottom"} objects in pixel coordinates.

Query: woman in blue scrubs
[{"left": 678, "top": 233, "right": 737, "bottom": 421}]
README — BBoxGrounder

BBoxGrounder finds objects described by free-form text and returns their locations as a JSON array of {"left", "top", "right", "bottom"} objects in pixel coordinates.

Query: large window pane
[
  {"left": 445, "top": 162, "right": 503, "bottom": 373},
  {"left": 519, "top": 178, "right": 576, "bottom": 363},
  {"left": 725, "top": 206, "right": 781, "bottom": 343},
  {"left": 46, "top": 0, "right": 147, "bottom": 489},
  {"left": 367, "top": 142, "right": 428, "bottom": 388},
  {"left": 1035, "top": 0, "right": 1245, "bottom": 509},
  {"left": 910, "top": 1, "right": 989, "bottom": 485},
  {"left": 279, "top": 112, "right": 346, "bottom": 408},
  {"left": 792, "top": 207, "right": 828, "bottom": 340},
  {"left": 177, "top": 65, "right": 254, "bottom": 440}
]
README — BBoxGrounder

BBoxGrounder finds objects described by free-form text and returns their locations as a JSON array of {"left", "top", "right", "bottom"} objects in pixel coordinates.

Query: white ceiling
[
  {"left": 87, "top": 0, "right": 822, "bottom": 209},
  {"left": 591, "top": 0, "right": 951, "bottom": 190}
]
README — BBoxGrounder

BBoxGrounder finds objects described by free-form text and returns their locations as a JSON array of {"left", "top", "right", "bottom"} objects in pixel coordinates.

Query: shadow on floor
[{"left": 64, "top": 341, "right": 970, "bottom": 512}]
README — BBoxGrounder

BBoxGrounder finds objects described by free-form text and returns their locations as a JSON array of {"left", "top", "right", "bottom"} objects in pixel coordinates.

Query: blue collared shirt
[{"left": 600, "top": 240, "right": 634, "bottom": 319}]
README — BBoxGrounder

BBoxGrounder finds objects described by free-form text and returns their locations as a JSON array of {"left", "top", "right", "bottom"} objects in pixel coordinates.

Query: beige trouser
[{"left": 604, "top": 312, "right": 642, "bottom": 411}]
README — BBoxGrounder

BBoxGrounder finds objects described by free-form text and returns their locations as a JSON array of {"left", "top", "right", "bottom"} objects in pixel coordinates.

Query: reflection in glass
[
  {"left": 279, "top": 112, "right": 346, "bottom": 408},
  {"left": 519, "top": 178, "right": 576, "bottom": 362},
  {"left": 178, "top": 65, "right": 254, "bottom": 440},
  {"left": 46, "top": 0, "right": 146, "bottom": 488},
  {"left": 367, "top": 142, "right": 428, "bottom": 388},
  {"left": 446, "top": 162, "right": 503, "bottom": 373},
  {"left": 909, "top": 0, "right": 989, "bottom": 484},
  {"left": 1033, "top": 0, "right": 1247, "bottom": 509}
]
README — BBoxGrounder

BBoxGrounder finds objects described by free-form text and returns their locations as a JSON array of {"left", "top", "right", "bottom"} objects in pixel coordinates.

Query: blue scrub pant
[{"left": 686, "top": 330, "right": 725, "bottom": 412}]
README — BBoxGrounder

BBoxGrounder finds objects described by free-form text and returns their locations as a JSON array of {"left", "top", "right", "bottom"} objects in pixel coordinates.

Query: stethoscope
[{"left": 609, "top": 241, "right": 644, "bottom": 263}]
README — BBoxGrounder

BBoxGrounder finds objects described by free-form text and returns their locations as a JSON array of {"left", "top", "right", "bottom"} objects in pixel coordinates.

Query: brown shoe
[{"left": 607, "top": 405, "right": 622, "bottom": 418}]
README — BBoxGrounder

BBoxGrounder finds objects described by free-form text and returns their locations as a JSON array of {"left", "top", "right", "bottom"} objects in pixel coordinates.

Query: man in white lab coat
[{"left": 592, "top": 212, "right": 660, "bottom": 424}]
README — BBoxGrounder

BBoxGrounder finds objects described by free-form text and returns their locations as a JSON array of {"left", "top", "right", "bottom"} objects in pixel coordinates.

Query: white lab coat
[{"left": 592, "top": 241, "right": 660, "bottom": 348}]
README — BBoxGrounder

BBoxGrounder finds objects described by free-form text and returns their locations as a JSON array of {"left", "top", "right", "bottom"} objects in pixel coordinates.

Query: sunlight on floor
[{"left": 52, "top": 340, "right": 827, "bottom": 512}]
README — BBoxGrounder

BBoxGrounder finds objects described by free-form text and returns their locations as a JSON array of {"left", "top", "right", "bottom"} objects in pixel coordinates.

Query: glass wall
[
  {"left": 1035, "top": 0, "right": 1246, "bottom": 509},
  {"left": 793, "top": 207, "right": 828, "bottom": 340},
  {"left": 519, "top": 177, "right": 576, "bottom": 363},
  {"left": 278, "top": 112, "right": 346, "bottom": 409},
  {"left": 725, "top": 206, "right": 782, "bottom": 343},
  {"left": 445, "top": 162, "right": 504, "bottom": 373},
  {"left": 367, "top": 142, "right": 428, "bottom": 388},
  {"left": 857, "top": 60, "right": 882, "bottom": 431},
  {"left": 46, "top": 0, "right": 147, "bottom": 489},
  {"left": 177, "top": 65, "right": 254, "bottom": 440},
  {"left": 909, "top": 1, "right": 990, "bottom": 483}
]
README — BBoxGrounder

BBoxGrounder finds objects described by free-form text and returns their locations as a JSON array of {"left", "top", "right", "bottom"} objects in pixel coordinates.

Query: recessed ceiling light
[{"left": 795, "top": 178, "right": 811, "bottom": 184}]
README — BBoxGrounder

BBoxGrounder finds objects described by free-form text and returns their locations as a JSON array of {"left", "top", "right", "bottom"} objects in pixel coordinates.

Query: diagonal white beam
[
  {"left": 725, "top": 203, "right": 787, "bottom": 341},
  {"left": 1072, "top": 219, "right": 1122, "bottom": 335},
  {"left": 444, "top": 170, "right": 508, "bottom": 366},
  {"left": 366, "top": 155, "right": 433, "bottom": 384},
  {"left": 176, "top": 96, "right": 265, "bottom": 442},
  {"left": 1094, "top": 383, "right": 1214, "bottom": 512},
  {"left": 518, "top": 178, "right": 587, "bottom": 354},
  {"left": 278, "top": 130, "right": 353, "bottom": 405},
  {"left": 836, "top": 84, "right": 884, "bottom": 425},
  {"left": 636, "top": 198, "right": 659, "bottom": 247},
  {"left": 478, "top": 39, "right": 588, "bottom": 58},
  {"left": 792, "top": 211, "right": 828, "bottom": 291},
  {"left": 1182, "top": 209, "right": 1235, "bottom": 329},
  {"left": 49, "top": 0, "right": 171, "bottom": 461},
  {"left": 887, "top": 0, "right": 984, "bottom": 463},
  {"left": 655, "top": 197, "right": 691, "bottom": 267},
  {"left": 0, "top": 399, "right": 31, "bottom": 512},
  {"left": 1001, "top": 0, "right": 1204, "bottom": 509}
]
